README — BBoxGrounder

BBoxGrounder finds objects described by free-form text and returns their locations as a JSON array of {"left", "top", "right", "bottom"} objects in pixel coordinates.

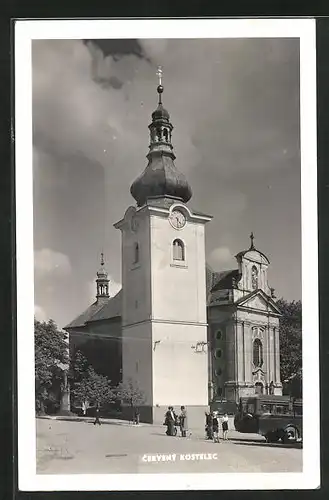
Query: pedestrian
[
  {"left": 205, "top": 412, "right": 213, "bottom": 440},
  {"left": 134, "top": 407, "right": 140, "bottom": 425},
  {"left": 212, "top": 411, "right": 220, "bottom": 443},
  {"left": 179, "top": 406, "right": 188, "bottom": 437},
  {"left": 222, "top": 413, "right": 229, "bottom": 440},
  {"left": 164, "top": 406, "right": 176, "bottom": 436},
  {"left": 94, "top": 405, "right": 101, "bottom": 426}
]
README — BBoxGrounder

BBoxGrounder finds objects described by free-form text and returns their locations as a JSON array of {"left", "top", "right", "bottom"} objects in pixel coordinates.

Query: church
[{"left": 65, "top": 73, "right": 283, "bottom": 425}]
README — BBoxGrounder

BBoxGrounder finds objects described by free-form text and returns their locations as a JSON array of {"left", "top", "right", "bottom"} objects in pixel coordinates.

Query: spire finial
[
  {"left": 156, "top": 65, "right": 164, "bottom": 104},
  {"left": 100, "top": 252, "right": 104, "bottom": 266},
  {"left": 250, "top": 232, "right": 255, "bottom": 249},
  {"left": 156, "top": 65, "right": 163, "bottom": 86}
]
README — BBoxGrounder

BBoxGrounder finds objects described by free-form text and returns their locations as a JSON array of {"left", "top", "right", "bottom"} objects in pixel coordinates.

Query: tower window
[
  {"left": 253, "top": 338, "right": 263, "bottom": 367},
  {"left": 216, "top": 387, "right": 223, "bottom": 397},
  {"left": 173, "top": 239, "right": 185, "bottom": 261},
  {"left": 133, "top": 242, "right": 139, "bottom": 264},
  {"left": 163, "top": 128, "right": 168, "bottom": 142},
  {"left": 251, "top": 265, "right": 258, "bottom": 290},
  {"left": 215, "top": 349, "right": 222, "bottom": 359},
  {"left": 215, "top": 367, "right": 222, "bottom": 376}
]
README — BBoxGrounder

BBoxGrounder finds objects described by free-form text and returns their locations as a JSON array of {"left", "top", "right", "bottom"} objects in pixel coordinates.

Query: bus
[{"left": 234, "top": 395, "right": 302, "bottom": 443}]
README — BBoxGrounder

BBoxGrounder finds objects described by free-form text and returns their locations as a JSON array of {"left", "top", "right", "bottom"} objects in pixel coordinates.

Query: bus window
[
  {"left": 247, "top": 403, "right": 254, "bottom": 414},
  {"left": 261, "top": 404, "right": 271, "bottom": 414}
]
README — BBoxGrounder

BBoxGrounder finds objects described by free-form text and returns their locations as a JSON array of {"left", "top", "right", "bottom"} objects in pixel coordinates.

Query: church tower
[
  {"left": 114, "top": 68, "right": 212, "bottom": 425},
  {"left": 95, "top": 252, "right": 110, "bottom": 301}
]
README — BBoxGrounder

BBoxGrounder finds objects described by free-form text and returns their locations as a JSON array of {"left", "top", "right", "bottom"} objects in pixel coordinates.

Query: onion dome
[{"left": 130, "top": 69, "right": 192, "bottom": 207}]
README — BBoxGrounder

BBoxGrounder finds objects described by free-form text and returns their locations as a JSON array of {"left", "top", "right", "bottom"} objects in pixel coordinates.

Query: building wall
[
  {"left": 120, "top": 207, "right": 152, "bottom": 327},
  {"left": 121, "top": 321, "right": 153, "bottom": 406},
  {"left": 152, "top": 322, "right": 208, "bottom": 407},
  {"left": 150, "top": 213, "right": 207, "bottom": 323},
  {"left": 208, "top": 302, "right": 282, "bottom": 402},
  {"left": 69, "top": 318, "right": 122, "bottom": 385}
]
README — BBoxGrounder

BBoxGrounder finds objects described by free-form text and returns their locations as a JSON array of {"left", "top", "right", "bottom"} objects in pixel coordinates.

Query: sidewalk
[{"left": 37, "top": 415, "right": 150, "bottom": 427}]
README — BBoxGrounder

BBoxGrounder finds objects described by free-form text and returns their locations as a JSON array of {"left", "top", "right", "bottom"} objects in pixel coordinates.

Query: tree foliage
[
  {"left": 68, "top": 349, "right": 90, "bottom": 384},
  {"left": 115, "top": 377, "right": 146, "bottom": 408},
  {"left": 70, "top": 367, "right": 115, "bottom": 414},
  {"left": 277, "top": 299, "right": 302, "bottom": 393},
  {"left": 34, "top": 318, "right": 68, "bottom": 414}
]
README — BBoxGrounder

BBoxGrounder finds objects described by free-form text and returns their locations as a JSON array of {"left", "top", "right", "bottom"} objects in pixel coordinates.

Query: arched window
[
  {"left": 173, "top": 239, "right": 185, "bottom": 261},
  {"left": 215, "top": 349, "right": 222, "bottom": 359},
  {"left": 251, "top": 265, "right": 258, "bottom": 290},
  {"left": 163, "top": 128, "right": 168, "bottom": 142},
  {"left": 156, "top": 128, "right": 162, "bottom": 141},
  {"left": 216, "top": 387, "right": 223, "bottom": 397},
  {"left": 133, "top": 242, "right": 139, "bottom": 264},
  {"left": 253, "top": 338, "right": 263, "bottom": 367}
]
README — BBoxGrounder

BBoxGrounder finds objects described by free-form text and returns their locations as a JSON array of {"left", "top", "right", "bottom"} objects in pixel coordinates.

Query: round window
[{"left": 215, "top": 349, "right": 222, "bottom": 358}]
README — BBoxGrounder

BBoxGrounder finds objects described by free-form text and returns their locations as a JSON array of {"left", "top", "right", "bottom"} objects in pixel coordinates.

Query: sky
[{"left": 32, "top": 38, "right": 301, "bottom": 329}]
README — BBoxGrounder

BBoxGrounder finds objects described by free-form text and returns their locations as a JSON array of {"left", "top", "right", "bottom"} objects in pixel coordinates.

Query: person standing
[
  {"left": 222, "top": 413, "right": 229, "bottom": 440},
  {"left": 212, "top": 411, "right": 220, "bottom": 443},
  {"left": 179, "top": 406, "right": 188, "bottom": 437},
  {"left": 94, "top": 405, "right": 101, "bottom": 426},
  {"left": 134, "top": 407, "right": 140, "bottom": 425},
  {"left": 164, "top": 406, "right": 176, "bottom": 436},
  {"left": 205, "top": 412, "right": 213, "bottom": 440}
]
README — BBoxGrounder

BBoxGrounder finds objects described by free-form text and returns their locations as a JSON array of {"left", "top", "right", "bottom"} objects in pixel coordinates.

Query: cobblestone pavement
[{"left": 36, "top": 418, "right": 302, "bottom": 474}]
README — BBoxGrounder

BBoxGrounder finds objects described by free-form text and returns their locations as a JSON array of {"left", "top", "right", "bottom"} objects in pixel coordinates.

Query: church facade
[{"left": 65, "top": 76, "right": 282, "bottom": 424}]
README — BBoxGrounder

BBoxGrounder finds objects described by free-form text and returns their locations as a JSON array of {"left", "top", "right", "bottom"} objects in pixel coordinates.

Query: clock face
[
  {"left": 131, "top": 216, "right": 139, "bottom": 232},
  {"left": 169, "top": 210, "right": 186, "bottom": 229}
]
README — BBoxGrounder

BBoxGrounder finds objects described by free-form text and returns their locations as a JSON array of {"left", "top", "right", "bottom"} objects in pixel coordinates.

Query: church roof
[
  {"left": 211, "top": 269, "right": 241, "bottom": 292},
  {"left": 64, "top": 289, "right": 122, "bottom": 330},
  {"left": 87, "top": 289, "right": 122, "bottom": 322}
]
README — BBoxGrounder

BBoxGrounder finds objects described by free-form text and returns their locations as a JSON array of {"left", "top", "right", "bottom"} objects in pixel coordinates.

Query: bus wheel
[{"left": 282, "top": 425, "right": 299, "bottom": 444}]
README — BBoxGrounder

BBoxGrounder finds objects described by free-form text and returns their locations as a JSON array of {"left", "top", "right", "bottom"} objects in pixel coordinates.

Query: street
[{"left": 36, "top": 417, "right": 302, "bottom": 474}]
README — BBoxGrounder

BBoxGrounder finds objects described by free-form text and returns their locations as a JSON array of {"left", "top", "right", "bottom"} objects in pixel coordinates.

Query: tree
[
  {"left": 277, "top": 299, "right": 302, "bottom": 397},
  {"left": 34, "top": 318, "right": 68, "bottom": 414},
  {"left": 115, "top": 377, "right": 146, "bottom": 410},
  {"left": 71, "top": 367, "right": 115, "bottom": 415},
  {"left": 68, "top": 349, "right": 90, "bottom": 384}
]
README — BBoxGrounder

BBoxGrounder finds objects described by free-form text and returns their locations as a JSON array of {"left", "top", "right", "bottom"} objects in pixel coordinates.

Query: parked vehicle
[{"left": 234, "top": 395, "right": 302, "bottom": 443}]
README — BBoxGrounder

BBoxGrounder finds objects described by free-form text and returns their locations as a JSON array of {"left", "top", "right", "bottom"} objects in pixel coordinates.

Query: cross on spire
[
  {"left": 250, "top": 232, "right": 255, "bottom": 249},
  {"left": 156, "top": 65, "right": 163, "bottom": 86}
]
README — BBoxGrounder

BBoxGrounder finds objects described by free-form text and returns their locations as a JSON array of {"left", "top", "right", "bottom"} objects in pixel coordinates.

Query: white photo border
[{"left": 15, "top": 18, "right": 319, "bottom": 491}]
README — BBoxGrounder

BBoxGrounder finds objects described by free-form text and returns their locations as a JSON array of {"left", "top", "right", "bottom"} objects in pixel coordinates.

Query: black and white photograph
[{"left": 15, "top": 19, "right": 319, "bottom": 490}]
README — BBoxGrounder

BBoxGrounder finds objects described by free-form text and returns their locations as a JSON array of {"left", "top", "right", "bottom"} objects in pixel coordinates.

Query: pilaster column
[
  {"left": 274, "top": 327, "right": 281, "bottom": 384},
  {"left": 236, "top": 321, "right": 245, "bottom": 384}
]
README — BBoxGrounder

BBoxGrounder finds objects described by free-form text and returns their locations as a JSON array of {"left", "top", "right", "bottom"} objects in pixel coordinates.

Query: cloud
[
  {"left": 34, "top": 248, "right": 72, "bottom": 277},
  {"left": 31, "top": 37, "right": 301, "bottom": 326},
  {"left": 208, "top": 246, "right": 235, "bottom": 269},
  {"left": 34, "top": 304, "right": 48, "bottom": 322}
]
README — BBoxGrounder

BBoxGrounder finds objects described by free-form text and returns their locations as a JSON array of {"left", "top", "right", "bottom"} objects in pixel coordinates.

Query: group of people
[
  {"left": 205, "top": 411, "right": 229, "bottom": 442},
  {"left": 164, "top": 406, "right": 188, "bottom": 437},
  {"left": 164, "top": 406, "right": 230, "bottom": 441}
]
